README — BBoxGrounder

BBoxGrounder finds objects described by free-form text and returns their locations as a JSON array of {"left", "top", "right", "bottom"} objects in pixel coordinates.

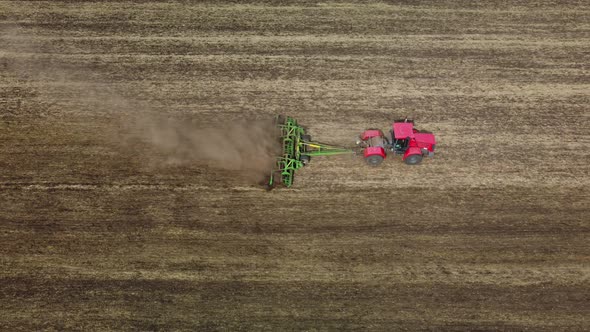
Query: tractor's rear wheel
[
  {"left": 405, "top": 154, "right": 423, "bottom": 165},
  {"left": 365, "top": 155, "right": 384, "bottom": 166}
]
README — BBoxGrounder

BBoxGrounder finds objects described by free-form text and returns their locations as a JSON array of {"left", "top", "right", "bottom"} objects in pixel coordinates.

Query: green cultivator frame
[{"left": 268, "top": 115, "right": 353, "bottom": 188}]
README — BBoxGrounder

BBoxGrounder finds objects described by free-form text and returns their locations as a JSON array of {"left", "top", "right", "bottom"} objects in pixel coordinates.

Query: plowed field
[{"left": 1, "top": 1, "right": 589, "bottom": 330}]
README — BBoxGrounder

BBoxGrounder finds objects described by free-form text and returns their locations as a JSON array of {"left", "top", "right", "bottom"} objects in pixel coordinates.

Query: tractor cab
[
  {"left": 389, "top": 121, "right": 415, "bottom": 153},
  {"left": 391, "top": 137, "right": 409, "bottom": 152},
  {"left": 389, "top": 120, "right": 436, "bottom": 164}
]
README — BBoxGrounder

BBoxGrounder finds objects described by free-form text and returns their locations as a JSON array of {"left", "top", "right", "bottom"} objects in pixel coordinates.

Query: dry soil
[{"left": 1, "top": 1, "right": 589, "bottom": 331}]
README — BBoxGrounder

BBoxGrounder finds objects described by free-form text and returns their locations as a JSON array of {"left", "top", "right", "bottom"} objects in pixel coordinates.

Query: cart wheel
[
  {"left": 300, "top": 155, "right": 311, "bottom": 166},
  {"left": 405, "top": 154, "right": 423, "bottom": 165},
  {"left": 365, "top": 155, "right": 384, "bottom": 166},
  {"left": 301, "top": 135, "right": 312, "bottom": 153}
]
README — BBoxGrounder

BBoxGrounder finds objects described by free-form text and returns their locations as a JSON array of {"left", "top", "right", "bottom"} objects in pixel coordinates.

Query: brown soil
[{"left": 1, "top": 1, "right": 589, "bottom": 331}]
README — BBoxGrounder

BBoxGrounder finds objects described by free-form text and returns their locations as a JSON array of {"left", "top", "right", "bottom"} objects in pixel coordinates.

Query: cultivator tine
[
  {"left": 267, "top": 115, "right": 304, "bottom": 188},
  {"left": 267, "top": 115, "right": 353, "bottom": 189}
]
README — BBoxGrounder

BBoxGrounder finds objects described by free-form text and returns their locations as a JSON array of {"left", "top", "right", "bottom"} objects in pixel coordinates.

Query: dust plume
[
  {"left": 129, "top": 115, "right": 281, "bottom": 183},
  {"left": 1, "top": 26, "right": 281, "bottom": 185}
]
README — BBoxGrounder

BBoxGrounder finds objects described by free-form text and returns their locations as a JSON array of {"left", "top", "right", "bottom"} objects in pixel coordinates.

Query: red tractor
[{"left": 356, "top": 119, "right": 436, "bottom": 166}]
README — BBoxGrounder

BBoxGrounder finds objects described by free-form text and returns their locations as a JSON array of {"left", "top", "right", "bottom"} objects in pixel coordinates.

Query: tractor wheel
[
  {"left": 300, "top": 155, "right": 311, "bottom": 166},
  {"left": 405, "top": 154, "right": 423, "bottom": 165},
  {"left": 365, "top": 155, "right": 384, "bottom": 167}
]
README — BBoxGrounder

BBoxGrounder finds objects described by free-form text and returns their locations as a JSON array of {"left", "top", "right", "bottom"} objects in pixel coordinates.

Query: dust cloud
[
  {"left": 129, "top": 115, "right": 281, "bottom": 182},
  {"left": 1, "top": 26, "right": 281, "bottom": 184}
]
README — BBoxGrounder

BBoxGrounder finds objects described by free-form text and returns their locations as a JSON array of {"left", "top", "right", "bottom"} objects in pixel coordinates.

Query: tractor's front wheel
[
  {"left": 365, "top": 155, "right": 384, "bottom": 166},
  {"left": 405, "top": 154, "right": 423, "bottom": 165}
]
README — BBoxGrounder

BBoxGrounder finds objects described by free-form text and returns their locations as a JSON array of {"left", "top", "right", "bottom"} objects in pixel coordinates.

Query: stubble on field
[{"left": 0, "top": 1, "right": 589, "bottom": 331}]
